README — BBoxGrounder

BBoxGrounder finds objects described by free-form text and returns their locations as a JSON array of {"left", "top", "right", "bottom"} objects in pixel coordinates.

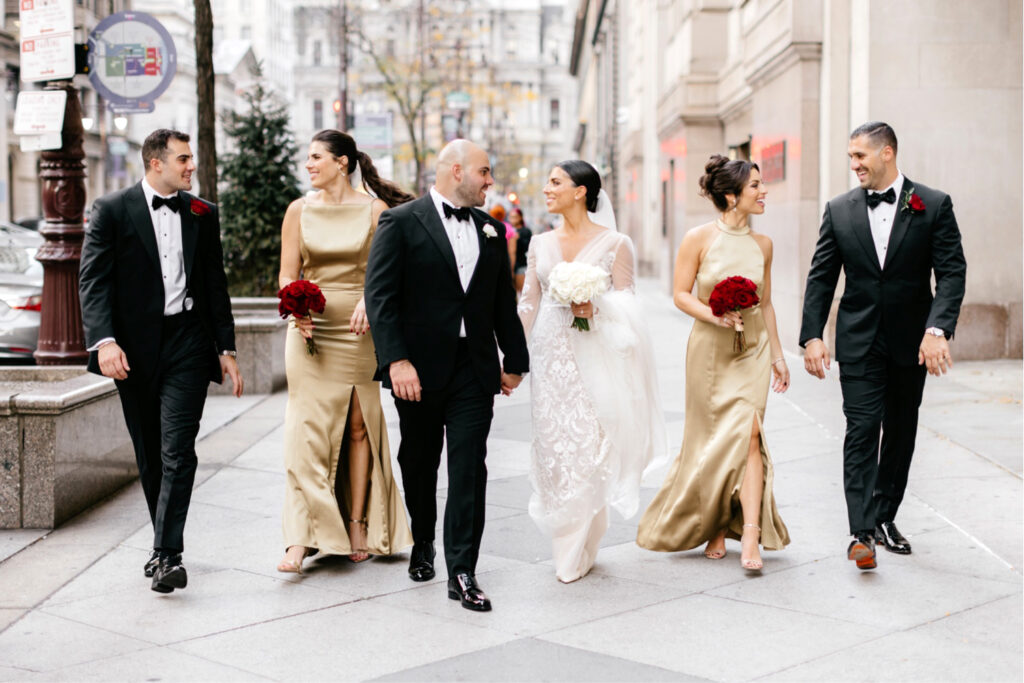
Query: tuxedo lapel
[
  {"left": 125, "top": 183, "right": 160, "bottom": 268},
  {"left": 465, "top": 211, "right": 491, "bottom": 294},
  {"left": 846, "top": 190, "right": 881, "bottom": 273},
  {"left": 178, "top": 192, "right": 199, "bottom": 280},
  {"left": 413, "top": 196, "right": 459, "bottom": 281},
  {"left": 883, "top": 178, "right": 914, "bottom": 271}
]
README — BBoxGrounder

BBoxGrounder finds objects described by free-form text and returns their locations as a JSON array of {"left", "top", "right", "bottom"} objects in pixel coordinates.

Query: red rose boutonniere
[
  {"left": 190, "top": 198, "right": 211, "bottom": 217},
  {"left": 901, "top": 187, "right": 925, "bottom": 214}
]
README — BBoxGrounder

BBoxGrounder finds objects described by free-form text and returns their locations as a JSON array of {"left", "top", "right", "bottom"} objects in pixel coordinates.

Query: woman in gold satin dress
[
  {"left": 637, "top": 155, "right": 790, "bottom": 570},
  {"left": 277, "top": 130, "right": 413, "bottom": 573}
]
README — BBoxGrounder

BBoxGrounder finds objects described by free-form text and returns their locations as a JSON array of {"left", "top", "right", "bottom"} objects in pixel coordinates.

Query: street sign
[
  {"left": 19, "top": 0, "right": 75, "bottom": 82},
  {"left": 87, "top": 12, "right": 177, "bottom": 114},
  {"left": 351, "top": 112, "right": 393, "bottom": 150},
  {"left": 446, "top": 91, "right": 471, "bottom": 111},
  {"left": 14, "top": 90, "right": 66, "bottom": 151}
]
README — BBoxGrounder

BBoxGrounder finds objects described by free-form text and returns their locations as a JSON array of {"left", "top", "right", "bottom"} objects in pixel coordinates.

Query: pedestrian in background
[{"left": 509, "top": 207, "right": 533, "bottom": 294}]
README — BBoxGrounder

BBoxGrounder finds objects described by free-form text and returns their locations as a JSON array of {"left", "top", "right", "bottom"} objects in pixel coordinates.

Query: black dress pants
[
  {"left": 839, "top": 336, "right": 927, "bottom": 534},
  {"left": 117, "top": 312, "right": 211, "bottom": 554},
  {"left": 394, "top": 341, "right": 494, "bottom": 577}
]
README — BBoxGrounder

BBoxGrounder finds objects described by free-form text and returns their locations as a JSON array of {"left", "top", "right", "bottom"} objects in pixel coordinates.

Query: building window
[
  {"left": 550, "top": 99, "right": 560, "bottom": 130},
  {"left": 240, "top": 25, "right": 252, "bottom": 41},
  {"left": 313, "top": 40, "right": 322, "bottom": 66},
  {"left": 313, "top": 99, "right": 323, "bottom": 130}
]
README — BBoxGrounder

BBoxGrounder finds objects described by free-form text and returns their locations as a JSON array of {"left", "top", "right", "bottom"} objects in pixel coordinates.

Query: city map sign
[
  {"left": 87, "top": 11, "right": 177, "bottom": 114},
  {"left": 19, "top": 0, "right": 75, "bottom": 82}
]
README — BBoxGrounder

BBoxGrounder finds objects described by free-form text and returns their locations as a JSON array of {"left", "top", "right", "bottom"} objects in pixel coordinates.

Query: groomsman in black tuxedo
[
  {"left": 364, "top": 139, "right": 528, "bottom": 611},
  {"left": 800, "top": 122, "right": 966, "bottom": 570},
  {"left": 80, "top": 129, "right": 243, "bottom": 593}
]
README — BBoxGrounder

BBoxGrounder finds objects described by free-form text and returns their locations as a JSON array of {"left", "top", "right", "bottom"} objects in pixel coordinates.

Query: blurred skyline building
[{"left": 571, "top": 0, "right": 1022, "bottom": 360}]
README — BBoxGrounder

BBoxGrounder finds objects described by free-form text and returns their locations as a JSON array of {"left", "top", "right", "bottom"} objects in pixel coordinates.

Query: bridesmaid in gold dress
[
  {"left": 637, "top": 155, "right": 790, "bottom": 570},
  {"left": 277, "top": 130, "right": 413, "bottom": 573}
]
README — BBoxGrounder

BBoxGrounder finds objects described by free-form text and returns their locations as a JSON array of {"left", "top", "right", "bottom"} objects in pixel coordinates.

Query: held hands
[
  {"left": 349, "top": 298, "right": 370, "bottom": 335},
  {"left": 220, "top": 355, "right": 244, "bottom": 397},
  {"left": 803, "top": 339, "right": 831, "bottom": 379},
  {"left": 390, "top": 359, "right": 422, "bottom": 402},
  {"left": 919, "top": 333, "right": 953, "bottom": 376},
  {"left": 500, "top": 372, "right": 522, "bottom": 396},
  {"left": 98, "top": 341, "right": 130, "bottom": 380},
  {"left": 771, "top": 359, "right": 790, "bottom": 393}
]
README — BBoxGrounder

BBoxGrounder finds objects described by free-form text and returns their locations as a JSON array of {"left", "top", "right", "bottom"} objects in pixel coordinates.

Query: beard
[{"left": 454, "top": 181, "right": 485, "bottom": 207}]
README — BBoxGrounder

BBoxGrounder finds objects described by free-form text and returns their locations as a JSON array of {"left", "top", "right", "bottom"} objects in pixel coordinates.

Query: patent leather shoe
[
  {"left": 847, "top": 532, "right": 877, "bottom": 570},
  {"left": 447, "top": 572, "right": 491, "bottom": 612},
  {"left": 408, "top": 541, "right": 435, "bottom": 582},
  {"left": 143, "top": 550, "right": 160, "bottom": 578},
  {"left": 151, "top": 554, "right": 188, "bottom": 593},
  {"left": 875, "top": 521, "right": 912, "bottom": 554}
]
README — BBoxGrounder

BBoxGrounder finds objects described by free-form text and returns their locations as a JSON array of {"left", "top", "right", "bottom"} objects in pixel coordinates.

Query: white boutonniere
[{"left": 482, "top": 225, "right": 497, "bottom": 239}]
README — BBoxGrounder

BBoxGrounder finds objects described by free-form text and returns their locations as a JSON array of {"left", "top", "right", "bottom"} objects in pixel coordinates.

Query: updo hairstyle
[
  {"left": 556, "top": 160, "right": 602, "bottom": 212},
  {"left": 698, "top": 154, "right": 760, "bottom": 212}
]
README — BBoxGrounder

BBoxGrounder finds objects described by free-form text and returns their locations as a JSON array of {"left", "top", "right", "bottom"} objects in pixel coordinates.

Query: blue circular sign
[{"left": 87, "top": 11, "right": 177, "bottom": 113}]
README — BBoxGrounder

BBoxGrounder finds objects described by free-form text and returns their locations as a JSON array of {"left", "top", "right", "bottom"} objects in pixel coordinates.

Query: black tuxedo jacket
[
  {"left": 364, "top": 194, "right": 529, "bottom": 393},
  {"left": 799, "top": 177, "right": 966, "bottom": 366},
  {"left": 79, "top": 182, "right": 235, "bottom": 384}
]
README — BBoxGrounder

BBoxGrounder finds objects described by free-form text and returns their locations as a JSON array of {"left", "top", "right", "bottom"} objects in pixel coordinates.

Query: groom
[
  {"left": 80, "top": 129, "right": 243, "bottom": 593},
  {"left": 364, "top": 139, "right": 528, "bottom": 611},
  {"left": 799, "top": 122, "right": 966, "bottom": 570}
]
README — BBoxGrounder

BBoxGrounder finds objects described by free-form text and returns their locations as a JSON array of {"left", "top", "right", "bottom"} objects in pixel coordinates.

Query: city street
[{"left": 0, "top": 281, "right": 1020, "bottom": 682}]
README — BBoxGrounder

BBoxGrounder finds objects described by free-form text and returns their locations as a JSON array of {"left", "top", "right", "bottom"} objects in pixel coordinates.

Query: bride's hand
[
  {"left": 715, "top": 311, "right": 742, "bottom": 328},
  {"left": 771, "top": 359, "right": 790, "bottom": 393},
  {"left": 570, "top": 301, "right": 594, "bottom": 319}
]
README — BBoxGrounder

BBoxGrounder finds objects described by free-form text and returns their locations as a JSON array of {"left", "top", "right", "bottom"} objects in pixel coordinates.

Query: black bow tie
[
  {"left": 866, "top": 187, "right": 896, "bottom": 209},
  {"left": 152, "top": 194, "right": 181, "bottom": 213},
  {"left": 443, "top": 203, "right": 471, "bottom": 222}
]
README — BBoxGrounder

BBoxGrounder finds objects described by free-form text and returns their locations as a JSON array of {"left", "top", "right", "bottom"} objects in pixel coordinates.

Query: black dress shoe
[
  {"left": 847, "top": 532, "right": 877, "bottom": 570},
  {"left": 875, "top": 521, "right": 912, "bottom": 554},
  {"left": 151, "top": 554, "right": 188, "bottom": 593},
  {"left": 144, "top": 551, "right": 160, "bottom": 578},
  {"left": 447, "top": 572, "right": 491, "bottom": 612},
  {"left": 408, "top": 541, "right": 435, "bottom": 582}
]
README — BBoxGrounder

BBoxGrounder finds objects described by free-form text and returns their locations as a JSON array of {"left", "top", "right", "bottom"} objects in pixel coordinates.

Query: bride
[{"left": 518, "top": 160, "right": 666, "bottom": 583}]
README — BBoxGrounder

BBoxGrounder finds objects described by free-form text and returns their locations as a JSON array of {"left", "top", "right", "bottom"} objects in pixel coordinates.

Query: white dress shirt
[
  {"left": 429, "top": 186, "right": 480, "bottom": 337},
  {"left": 89, "top": 180, "right": 191, "bottom": 352},
  {"left": 867, "top": 173, "right": 904, "bottom": 268}
]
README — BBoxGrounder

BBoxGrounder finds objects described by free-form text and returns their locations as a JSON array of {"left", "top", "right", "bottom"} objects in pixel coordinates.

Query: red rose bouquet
[
  {"left": 709, "top": 275, "right": 760, "bottom": 352},
  {"left": 277, "top": 280, "right": 327, "bottom": 355}
]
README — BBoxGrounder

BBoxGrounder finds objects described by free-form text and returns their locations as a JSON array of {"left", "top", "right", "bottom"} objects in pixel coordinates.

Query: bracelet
[{"left": 771, "top": 358, "right": 785, "bottom": 366}]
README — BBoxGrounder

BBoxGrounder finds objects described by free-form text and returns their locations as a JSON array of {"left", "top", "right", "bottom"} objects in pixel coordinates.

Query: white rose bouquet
[{"left": 547, "top": 261, "right": 610, "bottom": 331}]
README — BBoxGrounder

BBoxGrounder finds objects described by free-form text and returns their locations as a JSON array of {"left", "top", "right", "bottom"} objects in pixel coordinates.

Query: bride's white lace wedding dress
[{"left": 518, "top": 229, "right": 666, "bottom": 582}]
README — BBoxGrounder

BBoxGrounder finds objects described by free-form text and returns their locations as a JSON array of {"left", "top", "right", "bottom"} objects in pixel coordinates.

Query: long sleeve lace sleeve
[
  {"left": 610, "top": 234, "right": 636, "bottom": 293},
  {"left": 517, "top": 238, "right": 541, "bottom": 339}
]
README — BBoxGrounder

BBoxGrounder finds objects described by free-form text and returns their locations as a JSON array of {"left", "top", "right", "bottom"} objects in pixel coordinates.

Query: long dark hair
[
  {"left": 556, "top": 160, "right": 602, "bottom": 212},
  {"left": 311, "top": 129, "right": 414, "bottom": 208},
  {"left": 698, "top": 154, "right": 760, "bottom": 212}
]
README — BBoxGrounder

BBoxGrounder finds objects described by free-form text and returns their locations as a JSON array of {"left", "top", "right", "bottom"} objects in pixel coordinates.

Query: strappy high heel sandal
[
  {"left": 277, "top": 546, "right": 309, "bottom": 574},
  {"left": 741, "top": 523, "right": 763, "bottom": 571},
  {"left": 349, "top": 518, "right": 370, "bottom": 563},
  {"left": 703, "top": 530, "right": 727, "bottom": 560}
]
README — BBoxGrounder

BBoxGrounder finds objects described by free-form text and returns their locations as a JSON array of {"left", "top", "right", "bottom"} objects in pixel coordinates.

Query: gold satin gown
[
  {"left": 282, "top": 202, "right": 412, "bottom": 556},
  {"left": 637, "top": 219, "right": 790, "bottom": 552}
]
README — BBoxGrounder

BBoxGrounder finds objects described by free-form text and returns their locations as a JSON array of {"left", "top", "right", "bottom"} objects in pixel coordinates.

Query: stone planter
[
  {"left": 0, "top": 368, "right": 134, "bottom": 529},
  {"left": 208, "top": 298, "right": 287, "bottom": 396}
]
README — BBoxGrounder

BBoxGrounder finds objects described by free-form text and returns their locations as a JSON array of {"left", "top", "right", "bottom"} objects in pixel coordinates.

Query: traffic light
[
  {"left": 332, "top": 99, "right": 342, "bottom": 113},
  {"left": 507, "top": 191, "right": 519, "bottom": 205}
]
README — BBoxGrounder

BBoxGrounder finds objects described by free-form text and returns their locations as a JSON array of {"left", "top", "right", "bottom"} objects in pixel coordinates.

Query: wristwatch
[
  {"left": 220, "top": 350, "right": 237, "bottom": 357},
  {"left": 925, "top": 327, "right": 945, "bottom": 337}
]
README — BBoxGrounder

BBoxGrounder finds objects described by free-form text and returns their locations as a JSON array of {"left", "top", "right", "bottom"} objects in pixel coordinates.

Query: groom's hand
[
  {"left": 390, "top": 359, "right": 422, "bottom": 402},
  {"left": 500, "top": 372, "right": 522, "bottom": 396},
  {"left": 919, "top": 334, "right": 953, "bottom": 376},
  {"left": 803, "top": 339, "right": 830, "bottom": 379}
]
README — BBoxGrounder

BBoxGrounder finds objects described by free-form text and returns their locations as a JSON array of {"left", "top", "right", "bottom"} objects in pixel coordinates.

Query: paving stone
[{"left": 0, "top": 612, "right": 152, "bottom": 673}]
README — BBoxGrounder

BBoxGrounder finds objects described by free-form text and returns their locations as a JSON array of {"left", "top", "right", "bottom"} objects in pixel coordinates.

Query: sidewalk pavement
[{"left": 1, "top": 281, "right": 1020, "bottom": 682}]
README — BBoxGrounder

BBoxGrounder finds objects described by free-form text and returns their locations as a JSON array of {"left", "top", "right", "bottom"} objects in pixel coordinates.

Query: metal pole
[
  {"left": 418, "top": 0, "right": 426, "bottom": 193},
  {"left": 338, "top": 0, "right": 348, "bottom": 131}
]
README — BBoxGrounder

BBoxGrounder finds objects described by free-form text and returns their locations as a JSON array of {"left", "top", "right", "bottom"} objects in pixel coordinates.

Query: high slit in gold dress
[
  {"left": 637, "top": 219, "right": 789, "bottom": 552},
  {"left": 282, "top": 201, "right": 412, "bottom": 556}
]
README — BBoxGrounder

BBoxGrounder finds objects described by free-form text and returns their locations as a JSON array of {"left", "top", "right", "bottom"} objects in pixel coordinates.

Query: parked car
[{"left": 0, "top": 222, "right": 44, "bottom": 362}]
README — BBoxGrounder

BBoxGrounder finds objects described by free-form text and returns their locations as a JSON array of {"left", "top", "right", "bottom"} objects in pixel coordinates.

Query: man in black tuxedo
[
  {"left": 364, "top": 139, "right": 528, "bottom": 611},
  {"left": 80, "top": 129, "right": 243, "bottom": 593},
  {"left": 800, "top": 122, "right": 966, "bottom": 570}
]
